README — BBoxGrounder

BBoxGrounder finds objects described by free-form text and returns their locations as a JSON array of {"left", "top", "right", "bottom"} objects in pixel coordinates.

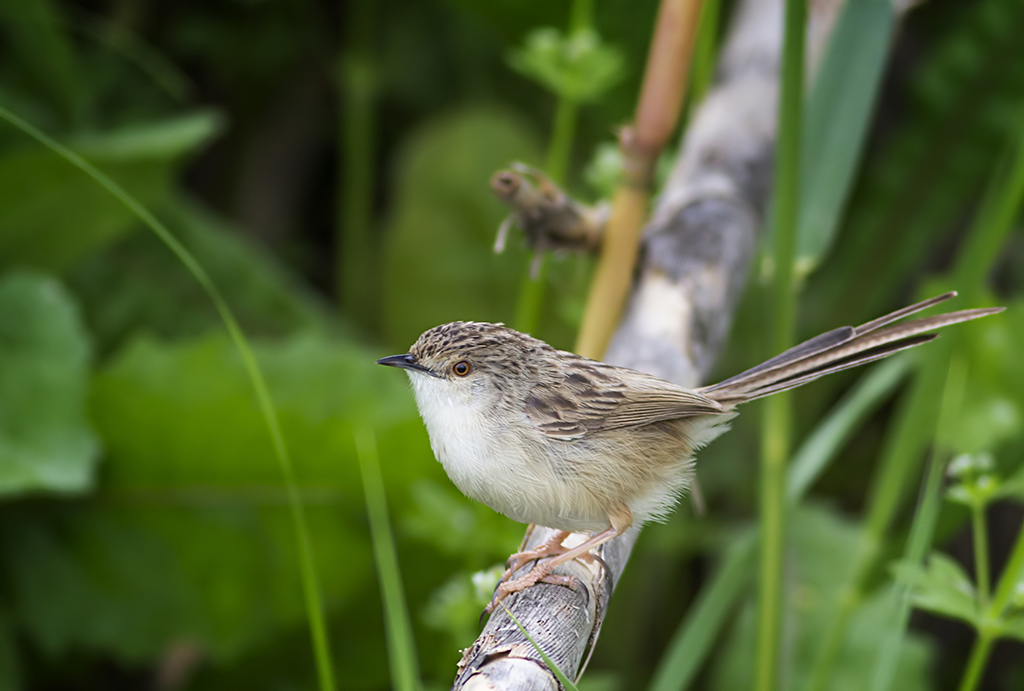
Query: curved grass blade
[
  {"left": 787, "top": 355, "right": 911, "bottom": 502},
  {"left": 0, "top": 105, "right": 337, "bottom": 691},
  {"left": 356, "top": 429, "right": 422, "bottom": 691},
  {"left": 870, "top": 358, "right": 966, "bottom": 691},
  {"left": 503, "top": 606, "right": 580, "bottom": 691}
]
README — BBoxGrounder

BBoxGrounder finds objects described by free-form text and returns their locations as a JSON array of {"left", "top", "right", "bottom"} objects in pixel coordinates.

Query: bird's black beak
[{"left": 376, "top": 353, "right": 436, "bottom": 376}]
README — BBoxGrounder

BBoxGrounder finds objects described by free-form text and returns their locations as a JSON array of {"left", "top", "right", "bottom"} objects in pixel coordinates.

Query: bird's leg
[
  {"left": 486, "top": 507, "right": 632, "bottom": 614},
  {"left": 497, "top": 529, "right": 572, "bottom": 587},
  {"left": 493, "top": 215, "right": 514, "bottom": 253}
]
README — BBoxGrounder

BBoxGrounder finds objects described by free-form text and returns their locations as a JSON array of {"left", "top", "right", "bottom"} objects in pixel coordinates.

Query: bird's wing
[{"left": 525, "top": 360, "right": 725, "bottom": 441}]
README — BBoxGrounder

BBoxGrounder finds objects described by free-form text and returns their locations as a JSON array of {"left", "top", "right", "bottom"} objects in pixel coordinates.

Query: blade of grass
[
  {"left": 648, "top": 531, "right": 756, "bottom": 691},
  {"left": 795, "top": 0, "right": 893, "bottom": 276},
  {"left": 650, "top": 358, "right": 910, "bottom": 691},
  {"left": 870, "top": 358, "right": 966, "bottom": 691},
  {"left": 503, "top": 606, "right": 580, "bottom": 691},
  {"left": 0, "top": 105, "right": 337, "bottom": 691},
  {"left": 356, "top": 429, "right": 422, "bottom": 691},
  {"left": 807, "top": 110, "right": 1024, "bottom": 691},
  {"left": 952, "top": 109, "right": 1024, "bottom": 295},
  {"left": 787, "top": 356, "right": 911, "bottom": 502},
  {"left": 337, "top": 0, "right": 377, "bottom": 327},
  {"left": 757, "top": 0, "right": 806, "bottom": 688}
]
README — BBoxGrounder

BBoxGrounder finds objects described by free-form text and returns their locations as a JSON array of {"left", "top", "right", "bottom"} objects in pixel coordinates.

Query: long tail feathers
[{"left": 699, "top": 293, "right": 1003, "bottom": 406}]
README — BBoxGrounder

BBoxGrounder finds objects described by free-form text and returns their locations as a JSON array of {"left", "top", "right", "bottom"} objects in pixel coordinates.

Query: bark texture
[{"left": 452, "top": 0, "right": 848, "bottom": 687}]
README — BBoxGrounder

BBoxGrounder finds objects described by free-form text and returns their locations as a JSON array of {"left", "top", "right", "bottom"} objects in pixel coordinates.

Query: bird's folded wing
[{"left": 526, "top": 366, "right": 725, "bottom": 441}]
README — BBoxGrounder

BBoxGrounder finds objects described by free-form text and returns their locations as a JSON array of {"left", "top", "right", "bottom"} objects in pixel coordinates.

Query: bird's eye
[{"left": 452, "top": 361, "right": 471, "bottom": 377}]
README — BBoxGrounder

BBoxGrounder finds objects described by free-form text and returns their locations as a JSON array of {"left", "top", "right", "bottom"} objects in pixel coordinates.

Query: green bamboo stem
[{"left": 755, "top": 0, "right": 806, "bottom": 687}]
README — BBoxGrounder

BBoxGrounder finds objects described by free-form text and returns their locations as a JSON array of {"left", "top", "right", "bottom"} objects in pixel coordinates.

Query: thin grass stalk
[
  {"left": 688, "top": 0, "right": 721, "bottom": 108},
  {"left": 805, "top": 349, "right": 946, "bottom": 691},
  {"left": 648, "top": 531, "right": 757, "bottom": 691},
  {"left": 575, "top": 0, "right": 703, "bottom": 358},
  {"left": 0, "top": 106, "right": 338, "bottom": 691},
  {"left": 956, "top": 634, "right": 995, "bottom": 691},
  {"left": 356, "top": 430, "right": 422, "bottom": 691},
  {"left": 514, "top": 99, "right": 576, "bottom": 334},
  {"left": 870, "top": 358, "right": 966, "bottom": 691},
  {"left": 503, "top": 607, "right": 580, "bottom": 691},
  {"left": 952, "top": 114, "right": 1024, "bottom": 293},
  {"left": 955, "top": 492, "right": 1024, "bottom": 691},
  {"left": 337, "top": 0, "right": 376, "bottom": 327},
  {"left": 755, "top": 0, "right": 806, "bottom": 687},
  {"left": 513, "top": 0, "right": 589, "bottom": 335},
  {"left": 971, "top": 504, "right": 991, "bottom": 608}
]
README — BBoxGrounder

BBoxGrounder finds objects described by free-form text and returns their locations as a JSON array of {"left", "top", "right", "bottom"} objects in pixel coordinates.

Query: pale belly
[{"left": 411, "top": 379, "right": 611, "bottom": 533}]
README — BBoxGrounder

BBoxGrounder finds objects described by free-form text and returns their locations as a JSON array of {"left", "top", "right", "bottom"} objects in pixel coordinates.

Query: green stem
[
  {"left": 356, "top": 430, "right": 422, "bottom": 691},
  {"left": 956, "top": 633, "right": 995, "bottom": 691},
  {"left": 512, "top": 72, "right": 579, "bottom": 336},
  {"left": 989, "top": 513, "right": 1024, "bottom": 618},
  {"left": 806, "top": 348, "right": 947, "bottom": 691},
  {"left": 972, "top": 503, "right": 991, "bottom": 609},
  {"left": 952, "top": 114, "right": 1024, "bottom": 294},
  {"left": 0, "top": 106, "right": 338, "bottom": 691},
  {"left": 870, "top": 358, "right": 966, "bottom": 691},
  {"left": 756, "top": 0, "right": 806, "bottom": 687},
  {"left": 337, "top": 0, "right": 376, "bottom": 326}
]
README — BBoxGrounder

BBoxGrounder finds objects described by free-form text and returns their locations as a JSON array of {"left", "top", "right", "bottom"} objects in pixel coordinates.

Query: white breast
[{"left": 406, "top": 372, "right": 591, "bottom": 530}]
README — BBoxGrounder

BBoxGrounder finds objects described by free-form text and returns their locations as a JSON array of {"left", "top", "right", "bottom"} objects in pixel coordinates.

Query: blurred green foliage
[{"left": 0, "top": 0, "right": 1022, "bottom": 690}]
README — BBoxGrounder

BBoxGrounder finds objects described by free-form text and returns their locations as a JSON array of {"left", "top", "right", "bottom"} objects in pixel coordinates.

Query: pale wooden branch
[{"left": 452, "top": 0, "right": 852, "bottom": 687}]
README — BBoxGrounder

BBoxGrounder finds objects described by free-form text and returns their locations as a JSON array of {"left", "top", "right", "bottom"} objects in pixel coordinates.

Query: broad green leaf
[
  {"left": 710, "top": 506, "right": 932, "bottom": 691},
  {"left": 0, "top": 111, "right": 222, "bottom": 272},
  {"left": 381, "top": 106, "right": 542, "bottom": 349},
  {"left": 899, "top": 553, "right": 979, "bottom": 626},
  {"left": 794, "top": 0, "right": 893, "bottom": 276},
  {"left": 508, "top": 28, "right": 623, "bottom": 104},
  {"left": 69, "top": 110, "right": 224, "bottom": 161},
  {"left": 4, "top": 332, "right": 423, "bottom": 666},
  {"left": 0, "top": 271, "right": 99, "bottom": 496}
]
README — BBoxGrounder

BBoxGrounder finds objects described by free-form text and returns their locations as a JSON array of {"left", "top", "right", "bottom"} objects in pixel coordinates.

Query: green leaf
[
  {"left": 794, "top": 0, "right": 893, "bottom": 275},
  {"left": 899, "top": 553, "right": 979, "bottom": 626},
  {"left": 508, "top": 28, "right": 624, "bottom": 104},
  {"left": 69, "top": 110, "right": 224, "bottom": 161},
  {"left": 4, "top": 332, "right": 422, "bottom": 665},
  {"left": 709, "top": 506, "right": 933, "bottom": 691},
  {"left": 0, "top": 111, "right": 222, "bottom": 272},
  {"left": 0, "top": 271, "right": 99, "bottom": 496},
  {"left": 1004, "top": 614, "right": 1024, "bottom": 642},
  {"left": 381, "top": 106, "right": 542, "bottom": 348}
]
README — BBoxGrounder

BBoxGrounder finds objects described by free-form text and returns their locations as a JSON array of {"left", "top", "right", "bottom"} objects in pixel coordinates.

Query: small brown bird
[{"left": 377, "top": 293, "right": 1001, "bottom": 609}]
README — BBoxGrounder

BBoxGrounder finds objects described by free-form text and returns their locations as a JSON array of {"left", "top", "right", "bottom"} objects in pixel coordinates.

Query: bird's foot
[
  {"left": 484, "top": 563, "right": 580, "bottom": 615},
  {"left": 496, "top": 530, "right": 572, "bottom": 587}
]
